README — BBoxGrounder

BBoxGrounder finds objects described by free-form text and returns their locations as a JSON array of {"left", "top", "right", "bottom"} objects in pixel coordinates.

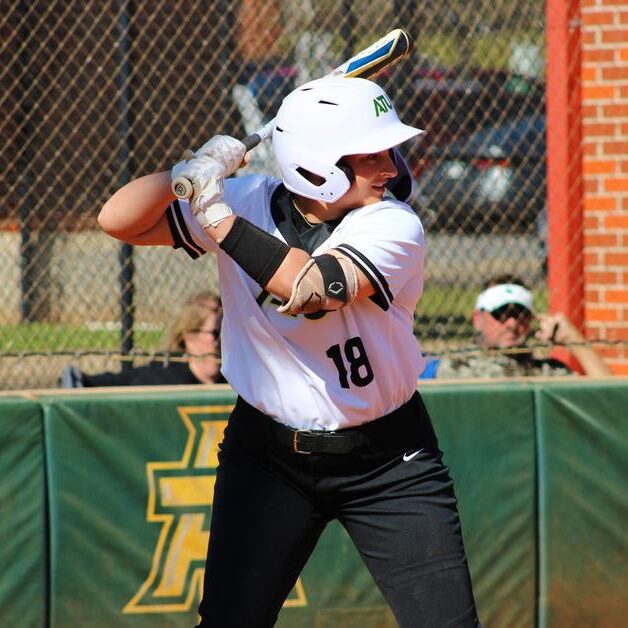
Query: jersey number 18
[{"left": 326, "top": 336, "right": 374, "bottom": 389}]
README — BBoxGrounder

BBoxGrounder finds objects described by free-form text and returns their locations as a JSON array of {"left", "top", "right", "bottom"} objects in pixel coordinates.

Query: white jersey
[{"left": 166, "top": 174, "right": 427, "bottom": 431}]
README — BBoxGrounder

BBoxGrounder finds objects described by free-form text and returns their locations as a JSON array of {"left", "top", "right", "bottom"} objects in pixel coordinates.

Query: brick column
[
  {"left": 546, "top": 0, "right": 585, "bottom": 371},
  {"left": 547, "top": 0, "right": 628, "bottom": 374},
  {"left": 581, "top": 0, "right": 628, "bottom": 373}
]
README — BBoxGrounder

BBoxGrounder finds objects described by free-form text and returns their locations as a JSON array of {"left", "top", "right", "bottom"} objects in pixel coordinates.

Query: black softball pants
[{"left": 196, "top": 393, "right": 480, "bottom": 628}]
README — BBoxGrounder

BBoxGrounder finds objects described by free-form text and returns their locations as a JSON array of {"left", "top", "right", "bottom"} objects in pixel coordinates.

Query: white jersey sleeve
[{"left": 322, "top": 200, "right": 425, "bottom": 315}]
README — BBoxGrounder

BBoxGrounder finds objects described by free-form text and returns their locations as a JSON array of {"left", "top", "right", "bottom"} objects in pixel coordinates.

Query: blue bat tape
[{"left": 345, "top": 40, "right": 394, "bottom": 74}]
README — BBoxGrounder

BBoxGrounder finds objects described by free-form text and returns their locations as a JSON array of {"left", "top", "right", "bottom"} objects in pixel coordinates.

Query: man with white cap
[
  {"left": 99, "top": 76, "right": 481, "bottom": 627},
  {"left": 435, "top": 274, "right": 610, "bottom": 378}
]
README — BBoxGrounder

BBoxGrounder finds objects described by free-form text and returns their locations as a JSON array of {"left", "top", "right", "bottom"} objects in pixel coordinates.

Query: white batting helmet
[{"left": 272, "top": 76, "right": 423, "bottom": 201}]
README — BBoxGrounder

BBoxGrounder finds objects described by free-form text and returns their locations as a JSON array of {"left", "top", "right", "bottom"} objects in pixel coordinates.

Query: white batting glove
[
  {"left": 193, "top": 135, "right": 248, "bottom": 178},
  {"left": 171, "top": 155, "right": 232, "bottom": 227},
  {"left": 195, "top": 201, "right": 233, "bottom": 230}
]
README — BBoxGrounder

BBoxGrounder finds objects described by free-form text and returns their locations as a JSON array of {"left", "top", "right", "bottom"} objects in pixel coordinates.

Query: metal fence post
[
  {"left": 341, "top": 0, "right": 356, "bottom": 63},
  {"left": 17, "top": 0, "right": 42, "bottom": 323},
  {"left": 115, "top": 0, "right": 136, "bottom": 366}
]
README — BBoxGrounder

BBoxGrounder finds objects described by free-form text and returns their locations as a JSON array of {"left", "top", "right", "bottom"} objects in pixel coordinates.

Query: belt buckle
[{"left": 293, "top": 430, "right": 312, "bottom": 455}]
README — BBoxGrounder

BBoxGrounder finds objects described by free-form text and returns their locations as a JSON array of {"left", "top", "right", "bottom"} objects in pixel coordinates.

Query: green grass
[
  {"left": 418, "top": 285, "right": 476, "bottom": 318},
  {"left": 0, "top": 324, "right": 162, "bottom": 354}
]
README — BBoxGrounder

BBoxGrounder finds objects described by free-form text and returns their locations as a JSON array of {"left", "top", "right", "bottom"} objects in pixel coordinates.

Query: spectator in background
[
  {"left": 60, "top": 291, "right": 225, "bottom": 387},
  {"left": 431, "top": 274, "right": 611, "bottom": 379}
]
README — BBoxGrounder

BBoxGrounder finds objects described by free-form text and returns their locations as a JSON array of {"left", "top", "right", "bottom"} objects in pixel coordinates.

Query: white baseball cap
[{"left": 475, "top": 284, "right": 534, "bottom": 313}]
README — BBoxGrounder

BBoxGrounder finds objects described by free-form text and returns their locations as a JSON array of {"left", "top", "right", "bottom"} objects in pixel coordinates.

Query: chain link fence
[{"left": 1, "top": 0, "right": 551, "bottom": 389}]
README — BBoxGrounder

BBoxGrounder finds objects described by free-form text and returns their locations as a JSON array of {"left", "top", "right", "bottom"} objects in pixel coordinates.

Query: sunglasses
[
  {"left": 489, "top": 304, "right": 532, "bottom": 323},
  {"left": 189, "top": 329, "right": 220, "bottom": 339}
]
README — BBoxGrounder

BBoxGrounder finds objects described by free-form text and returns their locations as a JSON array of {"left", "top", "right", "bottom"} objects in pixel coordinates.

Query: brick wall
[{"left": 581, "top": 0, "right": 628, "bottom": 373}]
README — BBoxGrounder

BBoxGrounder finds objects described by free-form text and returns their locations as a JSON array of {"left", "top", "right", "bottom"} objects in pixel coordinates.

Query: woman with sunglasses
[
  {"left": 60, "top": 291, "right": 225, "bottom": 387},
  {"left": 433, "top": 274, "right": 611, "bottom": 379}
]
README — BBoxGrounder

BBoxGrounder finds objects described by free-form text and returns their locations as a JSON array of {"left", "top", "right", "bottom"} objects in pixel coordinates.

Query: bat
[{"left": 172, "top": 29, "right": 413, "bottom": 199}]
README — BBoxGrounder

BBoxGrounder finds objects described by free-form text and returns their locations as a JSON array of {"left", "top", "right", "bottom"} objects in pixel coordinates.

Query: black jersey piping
[
  {"left": 334, "top": 243, "right": 393, "bottom": 310},
  {"left": 169, "top": 200, "right": 205, "bottom": 257},
  {"left": 167, "top": 200, "right": 205, "bottom": 258},
  {"left": 255, "top": 290, "right": 269, "bottom": 307}
]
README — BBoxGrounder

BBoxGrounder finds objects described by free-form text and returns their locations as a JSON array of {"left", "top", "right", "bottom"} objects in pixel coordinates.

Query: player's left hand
[
  {"left": 193, "top": 135, "right": 249, "bottom": 178},
  {"left": 195, "top": 201, "right": 233, "bottom": 230},
  {"left": 171, "top": 155, "right": 226, "bottom": 214}
]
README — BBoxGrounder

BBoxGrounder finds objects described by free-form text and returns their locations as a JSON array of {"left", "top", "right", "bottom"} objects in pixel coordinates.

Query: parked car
[
  {"left": 378, "top": 60, "right": 546, "bottom": 233},
  {"left": 231, "top": 63, "right": 297, "bottom": 177},
  {"left": 411, "top": 113, "right": 546, "bottom": 233},
  {"left": 384, "top": 61, "right": 544, "bottom": 145}
]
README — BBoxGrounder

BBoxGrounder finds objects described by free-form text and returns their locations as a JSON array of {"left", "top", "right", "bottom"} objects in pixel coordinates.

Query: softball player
[{"left": 99, "top": 77, "right": 480, "bottom": 627}]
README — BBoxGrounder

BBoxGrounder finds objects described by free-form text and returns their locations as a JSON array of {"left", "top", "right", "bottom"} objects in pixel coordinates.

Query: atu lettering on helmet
[{"left": 373, "top": 95, "right": 393, "bottom": 117}]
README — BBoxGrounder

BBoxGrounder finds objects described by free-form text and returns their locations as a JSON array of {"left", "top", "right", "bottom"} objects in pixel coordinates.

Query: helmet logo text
[{"left": 373, "top": 95, "right": 393, "bottom": 117}]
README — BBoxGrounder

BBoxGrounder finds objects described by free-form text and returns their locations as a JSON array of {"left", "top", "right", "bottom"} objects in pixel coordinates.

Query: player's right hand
[{"left": 193, "top": 135, "right": 249, "bottom": 178}]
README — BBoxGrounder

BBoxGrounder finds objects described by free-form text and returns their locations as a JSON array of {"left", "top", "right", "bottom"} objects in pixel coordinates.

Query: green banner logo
[{"left": 124, "top": 405, "right": 307, "bottom": 615}]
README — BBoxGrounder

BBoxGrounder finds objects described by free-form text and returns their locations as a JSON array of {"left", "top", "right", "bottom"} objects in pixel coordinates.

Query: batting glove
[
  {"left": 385, "top": 148, "right": 415, "bottom": 203},
  {"left": 171, "top": 155, "right": 233, "bottom": 227},
  {"left": 193, "top": 135, "right": 248, "bottom": 178},
  {"left": 195, "top": 201, "right": 234, "bottom": 230}
]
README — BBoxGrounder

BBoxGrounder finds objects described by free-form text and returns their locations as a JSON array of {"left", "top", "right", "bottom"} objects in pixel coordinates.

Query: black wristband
[{"left": 219, "top": 216, "right": 290, "bottom": 286}]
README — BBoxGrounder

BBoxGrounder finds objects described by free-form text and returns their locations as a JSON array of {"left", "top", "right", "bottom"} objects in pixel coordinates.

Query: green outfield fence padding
[
  {"left": 2, "top": 379, "right": 628, "bottom": 627},
  {"left": 534, "top": 380, "right": 628, "bottom": 628},
  {"left": 276, "top": 519, "right": 396, "bottom": 628},
  {"left": 423, "top": 383, "right": 537, "bottom": 628},
  {"left": 41, "top": 389, "right": 395, "bottom": 627},
  {"left": 42, "top": 390, "right": 236, "bottom": 628},
  {"left": 39, "top": 384, "right": 541, "bottom": 628},
  {"left": 0, "top": 397, "right": 46, "bottom": 628}
]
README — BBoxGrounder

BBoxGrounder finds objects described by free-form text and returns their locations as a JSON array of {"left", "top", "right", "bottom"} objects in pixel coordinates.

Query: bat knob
[{"left": 172, "top": 178, "right": 193, "bottom": 199}]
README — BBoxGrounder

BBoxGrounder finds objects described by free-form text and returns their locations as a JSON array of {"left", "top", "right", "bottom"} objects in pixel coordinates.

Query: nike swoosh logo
[{"left": 402, "top": 448, "right": 424, "bottom": 462}]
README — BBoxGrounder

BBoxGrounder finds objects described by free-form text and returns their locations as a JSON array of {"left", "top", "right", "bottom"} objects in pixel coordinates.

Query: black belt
[
  {"left": 232, "top": 392, "right": 435, "bottom": 456},
  {"left": 272, "top": 422, "right": 370, "bottom": 455}
]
